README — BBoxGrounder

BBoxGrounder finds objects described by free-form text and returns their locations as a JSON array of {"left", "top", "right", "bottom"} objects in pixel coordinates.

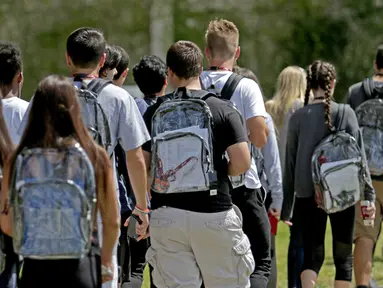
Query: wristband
[
  {"left": 101, "top": 265, "right": 113, "bottom": 277},
  {"left": 135, "top": 205, "right": 150, "bottom": 214}
]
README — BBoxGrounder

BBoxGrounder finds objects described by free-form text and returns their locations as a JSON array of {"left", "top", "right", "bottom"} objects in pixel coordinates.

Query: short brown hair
[
  {"left": 205, "top": 19, "right": 239, "bottom": 61},
  {"left": 166, "top": 40, "right": 203, "bottom": 79}
]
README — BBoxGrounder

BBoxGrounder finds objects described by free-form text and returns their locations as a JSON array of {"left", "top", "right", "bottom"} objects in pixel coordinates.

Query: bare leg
[{"left": 354, "top": 237, "right": 374, "bottom": 286}]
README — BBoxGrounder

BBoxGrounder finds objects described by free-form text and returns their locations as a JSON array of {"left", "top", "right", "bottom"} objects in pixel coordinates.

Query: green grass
[{"left": 141, "top": 221, "right": 383, "bottom": 287}]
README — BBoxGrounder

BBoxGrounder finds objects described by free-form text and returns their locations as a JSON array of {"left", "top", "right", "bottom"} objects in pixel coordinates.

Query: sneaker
[{"left": 370, "top": 277, "right": 379, "bottom": 288}]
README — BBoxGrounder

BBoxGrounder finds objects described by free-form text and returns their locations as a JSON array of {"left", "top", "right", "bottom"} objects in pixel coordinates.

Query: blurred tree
[{"left": 1, "top": 0, "right": 383, "bottom": 101}]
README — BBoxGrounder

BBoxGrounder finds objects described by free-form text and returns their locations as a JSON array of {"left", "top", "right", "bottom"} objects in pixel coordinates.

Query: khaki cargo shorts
[
  {"left": 146, "top": 206, "right": 255, "bottom": 288},
  {"left": 354, "top": 180, "right": 383, "bottom": 243}
]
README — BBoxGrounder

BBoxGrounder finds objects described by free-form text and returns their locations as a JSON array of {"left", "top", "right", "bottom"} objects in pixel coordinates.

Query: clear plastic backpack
[
  {"left": 9, "top": 143, "right": 96, "bottom": 259},
  {"left": 151, "top": 88, "right": 217, "bottom": 194},
  {"left": 355, "top": 96, "right": 383, "bottom": 176},
  {"left": 312, "top": 104, "right": 364, "bottom": 214}
]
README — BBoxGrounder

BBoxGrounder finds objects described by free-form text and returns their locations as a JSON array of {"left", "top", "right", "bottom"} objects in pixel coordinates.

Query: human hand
[
  {"left": 101, "top": 260, "right": 114, "bottom": 283},
  {"left": 124, "top": 209, "right": 149, "bottom": 241},
  {"left": 364, "top": 201, "right": 376, "bottom": 219},
  {"left": 268, "top": 208, "right": 281, "bottom": 219},
  {"left": 283, "top": 220, "right": 293, "bottom": 226}
]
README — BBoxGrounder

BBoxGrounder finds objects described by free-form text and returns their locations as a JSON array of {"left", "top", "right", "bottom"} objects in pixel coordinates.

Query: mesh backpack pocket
[{"left": 10, "top": 144, "right": 96, "bottom": 259}]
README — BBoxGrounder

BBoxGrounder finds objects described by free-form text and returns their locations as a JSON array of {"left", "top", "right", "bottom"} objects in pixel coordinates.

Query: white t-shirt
[
  {"left": 201, "top": 71, "right": 267, "bottom": 189},
  {"left": 2, "top": 97, "right": 29, "bottom": 145}
]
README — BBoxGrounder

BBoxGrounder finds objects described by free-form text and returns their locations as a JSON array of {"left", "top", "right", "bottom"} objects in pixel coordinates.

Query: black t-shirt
[{"left": 142, "top": 90, "right": 248, "bottom": 213}]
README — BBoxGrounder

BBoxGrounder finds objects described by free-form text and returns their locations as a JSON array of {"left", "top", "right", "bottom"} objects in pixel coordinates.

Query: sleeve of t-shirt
[
  {"left": 240, "top": 78, "right": 267, "bottom": 120},
  {"left": 223, "top": 105, "right": 248, "bottom": 149},
  {"left": 118, "top": 94, "right": 151, "bottom": 152},
  {"left": 135, "top": 98, "right": 149, "bottom": 116}
]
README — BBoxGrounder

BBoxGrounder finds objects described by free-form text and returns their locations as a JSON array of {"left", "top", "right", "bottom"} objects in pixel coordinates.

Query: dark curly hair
[
  {"left": 133, "top": 55, "right": 167, "bottom": 96},
  {"left": 0, "top": 41, "right": 22, "bottom": 89},
  {"left": 304, "top": 60, "right": 336, "bottom": 130}
]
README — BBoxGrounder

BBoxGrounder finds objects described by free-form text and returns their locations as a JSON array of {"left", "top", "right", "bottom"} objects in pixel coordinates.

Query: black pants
[
  {"left": 118, "top": 211, "right": 150, "bottom": 288},
  {"left": 295, "top": 197, "right": 355, "bottom": 281},
  {"left": 231, "top": 186, "right": 271, "bottom": 288},
  {"left": 0, "top": 234, "right": 19, "bottom": 288},
  {"left": 288, "top": 205, "right": 304, "bottom": 288},
  {"left": 21, "top": 244, "right": 101, "bottom": 288}
]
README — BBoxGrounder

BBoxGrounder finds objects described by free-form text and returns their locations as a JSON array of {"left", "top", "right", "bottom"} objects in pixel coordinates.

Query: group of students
[{"left": 0, "top": 17, "right": 380, "bottom": 288}]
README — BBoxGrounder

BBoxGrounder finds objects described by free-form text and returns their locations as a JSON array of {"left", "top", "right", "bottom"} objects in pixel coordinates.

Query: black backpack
[{"left": 74, "top": 76, "right": 112, "bottom": 150}]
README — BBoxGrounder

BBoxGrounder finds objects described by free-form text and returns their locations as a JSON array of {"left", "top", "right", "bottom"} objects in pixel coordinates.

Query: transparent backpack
[{"left": 10, "top": 143, "right": 96, "bottom": 259}]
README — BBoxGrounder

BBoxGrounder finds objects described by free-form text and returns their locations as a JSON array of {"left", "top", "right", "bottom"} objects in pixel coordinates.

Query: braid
[
  {"left": 324, "top": 70, "right": 333, "bottom": 130},
  {"left": 307, "top": 60, "right": 337, "bottom": 130},
  {"left": 304, "top": 65, "right": 312, "bottom": 106}
]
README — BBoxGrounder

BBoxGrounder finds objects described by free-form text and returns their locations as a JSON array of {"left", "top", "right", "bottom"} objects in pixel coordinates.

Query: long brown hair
[
  {"left": 304, "top": 60, "right": 336, "bottom": 130},
  {"left": 8, "top": 75, "right": 105, "bottom": 189}
]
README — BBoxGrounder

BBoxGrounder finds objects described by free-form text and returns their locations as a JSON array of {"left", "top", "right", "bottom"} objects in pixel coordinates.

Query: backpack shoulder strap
[
  {"left": 87, "top": 78, "right": 112, "bottom": 96},
  {"left": 362, "top": 78, "right": 376, "bottom": 99},
  {"left": 220, "top": 73, "right": 244, "bottom": 100},
  {"left": 335, "top": 104, "right": 346, "bottom": 131},
  {"left": 192, "top": 89, "right": 216, "bottom": 101}
]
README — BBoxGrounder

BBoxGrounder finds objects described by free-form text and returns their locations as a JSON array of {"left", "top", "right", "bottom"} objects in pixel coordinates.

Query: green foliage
[{"left": 1, "top": 0, "right": 383, "bottom": 101}]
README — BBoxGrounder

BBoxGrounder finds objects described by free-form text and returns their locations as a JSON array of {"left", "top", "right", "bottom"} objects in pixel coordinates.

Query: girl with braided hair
[{"left": 281, "top": 60, "right": 376, "bottom": 288}]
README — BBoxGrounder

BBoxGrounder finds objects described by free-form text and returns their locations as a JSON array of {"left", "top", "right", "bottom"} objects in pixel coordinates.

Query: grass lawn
[{"left": 141, "top": 221, "right": 383, "bottom": 287}]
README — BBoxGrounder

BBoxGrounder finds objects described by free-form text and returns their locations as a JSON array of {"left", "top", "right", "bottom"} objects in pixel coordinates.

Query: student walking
[
  {"left": 143, "top": 40, "right": 254, "bottom": 288},
  {"left": 201, "top": 19, "right": 271, "bottom": 288},
  {"left": 0, "top": 75, "right": 120, "bottom": 288},
  {"left": 346, "top": 45, "right": 383, "bottom": 288},
  {"left": 266, "top": 66, "right": 307, "bottom": 288},
  {"left": 281, "top": 60, "right": 376, "bottom": 288}
]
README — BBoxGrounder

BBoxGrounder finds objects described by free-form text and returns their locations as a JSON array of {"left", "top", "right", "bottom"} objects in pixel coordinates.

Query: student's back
[{"left": 285, "top": 101, "right": 360, "bottom": 197}]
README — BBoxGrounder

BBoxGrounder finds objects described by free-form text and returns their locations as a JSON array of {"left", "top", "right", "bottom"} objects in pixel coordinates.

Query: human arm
[
  {"left": 224, "top": 104, "right": 251, "bottom": 176},
  {"left": 241, "top": 79, "right": 269, "bottom": 148},
  {"left": 96, "top": 148, "right": 120, "bottom": 282},
  {"left": 261, "top": 116, "right": 283, "bottom": 216},
  {"left": 118, "top": 94, "right": 151, "bottom": 231},
  {"left": 143, "top": 150, "right": 152, "bottom": 196},
  {"left": 227, "top": 142, "right": 251, "bottom": 176},
  {"left": 280, "top": 115, "right": 299, "bottom": 222},
  {"left": 0, "top": 159, "right": 13, "bottom": 237}
]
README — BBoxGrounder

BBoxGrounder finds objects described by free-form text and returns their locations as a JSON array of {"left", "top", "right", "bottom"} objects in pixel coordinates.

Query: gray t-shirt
[
  {"left": 18, "top": 80, "right": 151, "bottom": 205},
  {"left": 281, "top": 101, "right": 375, "bottom": 220}
]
